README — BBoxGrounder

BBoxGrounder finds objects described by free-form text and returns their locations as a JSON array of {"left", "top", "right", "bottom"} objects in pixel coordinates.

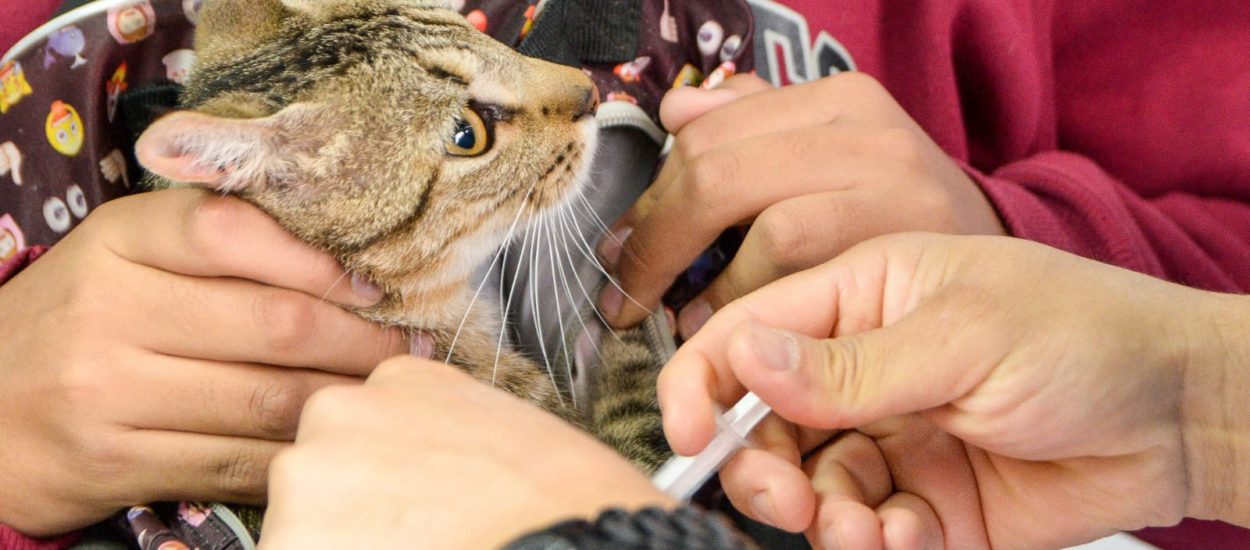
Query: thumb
[
  {"left": 725, "top": 315, "right": 984, "bottom": 430},
  {"left": 659, "top": 74, "right": 773, "bottom": 133}
]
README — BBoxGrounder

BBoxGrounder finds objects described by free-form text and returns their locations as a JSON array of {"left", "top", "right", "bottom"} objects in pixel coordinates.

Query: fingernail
[
  {"left": 597, "top": 226, "right": 633, "bottom": 269},
  {"left": 599, "top": 285, "right": 624, "bottom": 320},
  {"left": 678, "top": 299, "right": 713, "bottom": 339},
  {"left": 746, "top": 322, "right": 800, "bottom": 371},
  {"left": 750, "top": 491, "right": 775, "bottom": 526},
  {"left": 351, "top": 273, "right": 384, "bottom": 303},
  {"left": 409, "top": 332, "right": 434, "bottom": 359}
]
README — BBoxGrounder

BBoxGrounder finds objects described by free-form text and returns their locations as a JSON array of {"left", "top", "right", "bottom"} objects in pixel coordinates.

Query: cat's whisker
[
  {"left": 559, "top": 204, "right": 649, "bottom": 312},
  {"left": 543, "top": 217, "right": 576, "bottom": 407},
  {"left": 447, "top": 186, "right": 537, "bottom": 364},
  {"left": 494, "top": 211, "right": 535, "bottom": 386},
  {"left": 527, "top": 215, "right": 565, "bottom": 408},
  {"left": 318, "top": 269, "right": 352, "bottom": 305},
  {"left": 549, "top": 209, "right": 611, "bottom": 390},
  {"left": 574, "top": 192, "right": 616, "bottom": 242},
  {"left": 556, "top": 209, "right": 626, "bottom": 345}
]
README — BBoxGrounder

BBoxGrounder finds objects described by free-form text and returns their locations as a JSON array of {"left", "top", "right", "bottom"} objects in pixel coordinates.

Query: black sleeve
[{"left": 500, "top": 505, "right": 756, "bottom": 550}]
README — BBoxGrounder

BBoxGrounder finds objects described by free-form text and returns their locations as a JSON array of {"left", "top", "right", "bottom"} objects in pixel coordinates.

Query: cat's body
[{"left": 137, "top": 0, "right": 665, "bottom": 470}]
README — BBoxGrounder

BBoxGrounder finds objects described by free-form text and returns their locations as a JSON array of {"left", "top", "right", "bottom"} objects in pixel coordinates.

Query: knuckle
[
  {"left": 72, "top": 432, "right": 131, "bottom": 480},
  {"left": 753, "top": 208, "right": 812, "bottom": 272},
  {"left": 215, "top": 444, "right": 269, "bottom": 496},
  {"left": 255, "top": 291, "right": 317, "bottom": 352},
  {"left": 300, "top": 384, "right": 364, "bottom": 427},
  {"left": 682, "top": 152, "right": 741, "bottom": 212},
  {"left": 249, "top": 378, "right": 306, "bottom": 438},
  {"left": 673, "top": 125, "right": 714, "bottom": 160},
  {"left": 55, "top": 359, "right": 108, "bottom": 412},
  {"left": 810, "top": 338, "right": 868, "bottom": 419},
  {"left": 874, "top": 127, "right": 926, "bottom": 167},
  {"left": 183, "top": 195, "right": 244, "bottom": 264}
]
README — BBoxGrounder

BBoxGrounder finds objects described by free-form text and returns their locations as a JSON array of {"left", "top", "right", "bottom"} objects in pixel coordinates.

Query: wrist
[{"left": 1179, "top": 292, "right": 1250, "bottom": 527}]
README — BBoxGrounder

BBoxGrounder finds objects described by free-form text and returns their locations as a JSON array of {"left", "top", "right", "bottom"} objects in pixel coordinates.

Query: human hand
[
  {"left": 0, "top": 189, "right": 410, "bottom": 536},
  {"left": 260, "top": 357, "right": 672, "bottom": 550},
  {"left": 597, "top": 73, "right": 1004, "bottom": 336},
  {"left": 659, "top": 233, "right": 1250, "bottom": 549}
]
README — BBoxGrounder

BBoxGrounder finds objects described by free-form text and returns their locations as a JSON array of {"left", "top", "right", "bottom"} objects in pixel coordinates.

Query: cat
[{"left": 135, "top": 0, "right": 670, "bottom": 489}]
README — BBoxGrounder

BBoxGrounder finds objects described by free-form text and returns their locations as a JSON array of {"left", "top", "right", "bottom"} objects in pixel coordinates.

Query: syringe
[{"left": 652, "top": 391, "right": 772, "bottom": 502}]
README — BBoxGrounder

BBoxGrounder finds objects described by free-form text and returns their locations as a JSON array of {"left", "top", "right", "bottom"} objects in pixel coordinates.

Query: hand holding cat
[
  {"left": 659, "top": 233, "right": 1250, "bottom": 549},
  {"left": 259, "top": 356, "right": 672, "bottom": 549},
  {"left": 0, "top": 189, "right": 409, "bottom": 536},
  {"left": 597, "top": 73, "right": 1004, "bottom": 337}
]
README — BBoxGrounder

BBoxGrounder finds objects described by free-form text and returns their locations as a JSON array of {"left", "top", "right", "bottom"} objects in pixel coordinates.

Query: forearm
[{"left": 1181, "top": 292, "right": 1250, "bottom": 526}]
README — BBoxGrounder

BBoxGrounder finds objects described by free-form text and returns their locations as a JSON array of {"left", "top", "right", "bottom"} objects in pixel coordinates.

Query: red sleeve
[
  {"left": 971, "top": 152, "right": 1250, "bottom": 293},
  {"left": 0, "top": 0, "right": 59, "bottom": 54},
  {"left": 0, "top": 526, "right": 78, "bottom": 550}
]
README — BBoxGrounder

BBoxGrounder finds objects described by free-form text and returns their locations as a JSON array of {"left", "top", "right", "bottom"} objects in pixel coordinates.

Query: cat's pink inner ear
[{"left": 135, "top": 111, "right": 262, "bottom": 188}]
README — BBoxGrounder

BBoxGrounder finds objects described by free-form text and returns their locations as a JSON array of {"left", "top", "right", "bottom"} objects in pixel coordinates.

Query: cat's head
[{"left": 137, "top": 0, "right": 598, "bottom": 312}]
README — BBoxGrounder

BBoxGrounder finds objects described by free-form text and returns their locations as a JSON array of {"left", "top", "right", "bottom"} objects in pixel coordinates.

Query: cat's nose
[{"left": 572, "top": 83, "right": 600, "bottom": 120}]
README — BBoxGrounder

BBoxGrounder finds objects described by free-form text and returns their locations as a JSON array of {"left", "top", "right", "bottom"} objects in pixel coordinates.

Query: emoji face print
[
  {"left": 44, "top": 197, "right": 72, "bottom": 233},
  {"left": 66, "top": 185, "right": 89, "bottom": 219},
  {"left": 43, "top": 26, "right": 87, "bottom": 70},
  {"left": 46, "top": 101, "right": 85, "bottom": 157},
  {"left": 106, "top": 62, "right": 129, "bottom": 122},
  {"left": 183, "top": 0, "right": 204, "bottom": 25},
  {"left": 162, "top": 50, "right": 197, "bottom": 85},
  {"left": 672, "top": 64, "right": 705, "bottom": 89},
  {"left": 0, "top": 62, "right": 33, "bottom": 114},
  {"left": 720, "top": 35, "right": 743, "bottom": 62},
  {"left": 697, "top": 21, "right": 725, "bottom": 57},
  {"left": 42, "top": 185, "right": 89, "bottom": 235},
  {"left": 0, "top": 214, "right": 25, "bottom": 262},
  {"left": 108, "top": 1, "right": 157, "bottom": 45}
]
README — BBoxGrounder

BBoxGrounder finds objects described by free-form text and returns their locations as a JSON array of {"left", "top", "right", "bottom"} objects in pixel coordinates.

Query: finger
[
  {"left": 806, "top": 432, "right": 894, "bottom": 507},
  {"left": 862, "top": 416, "right": 991, "bottom": 549},
  {"left": 130, "top": 269, "right": 407, "bottom": 376},
  {"left": 718, "top": 448, "right": 816, "bottom": 533},
  {"left": 125, "top": 430, "right": 287, "bottom": 505},
  {"left": 660, "top": 74, "right": 773, "bottom": 133},
  {"left": 602, "top": 124, "right": 884, "bottom": 327},
  {"left": 660, "top": 262, "right": 846, "bottom": 455},
  {"left": 803, "top": 432, "right": 893, "bottom": 550},
  {"left": 676, "top": 191, "right": 872, "bottom": 338},
  {"left": 724, "top": 311, "right": 995, "bottom": 431},
  {"left": 114, "top": 352, "right": 362, "bottom": 440},
  {"left": 877, "top": 492, "right": 945, "bottom": 550},
  {"left": 606, "top": 75, "right": 846, "bottom": 264},
  {"left": 99, "top": 189, "right": 385, "bottom": 308}
]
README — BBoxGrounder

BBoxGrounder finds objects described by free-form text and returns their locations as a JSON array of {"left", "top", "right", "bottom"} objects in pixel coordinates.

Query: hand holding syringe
[{"left": 652, "top": 391, "right": 771, "bottom": 501}]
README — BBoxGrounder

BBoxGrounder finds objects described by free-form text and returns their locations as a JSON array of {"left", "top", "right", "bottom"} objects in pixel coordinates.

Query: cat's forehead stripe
[{"left": 184, "top": 8, "right": 480, "bottom": 109}]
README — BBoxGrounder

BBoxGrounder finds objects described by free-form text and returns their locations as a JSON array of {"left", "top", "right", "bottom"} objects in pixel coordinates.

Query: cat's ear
[{"left": 136, "top": 103, "right": 322, "bottom": 193}]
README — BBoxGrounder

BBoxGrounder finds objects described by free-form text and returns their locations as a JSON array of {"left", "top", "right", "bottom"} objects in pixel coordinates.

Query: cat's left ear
[{"left": 136, "top": 103, "right": 324, "bottom": 192}]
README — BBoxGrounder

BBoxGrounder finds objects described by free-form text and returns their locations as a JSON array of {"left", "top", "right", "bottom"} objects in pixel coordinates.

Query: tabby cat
[{"left": 136, "top": 0, "right": 669, "bottom": 483}]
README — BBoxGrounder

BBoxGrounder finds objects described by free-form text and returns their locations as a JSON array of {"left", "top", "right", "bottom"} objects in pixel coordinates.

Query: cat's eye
[{"left": 447, "top": 108, "right": 492, "bottom": 157}]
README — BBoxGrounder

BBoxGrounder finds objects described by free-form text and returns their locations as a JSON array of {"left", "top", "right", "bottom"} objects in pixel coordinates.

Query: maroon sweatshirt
[{"left": 1, "top": 0, "right": 1247, "bottom": 548}]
